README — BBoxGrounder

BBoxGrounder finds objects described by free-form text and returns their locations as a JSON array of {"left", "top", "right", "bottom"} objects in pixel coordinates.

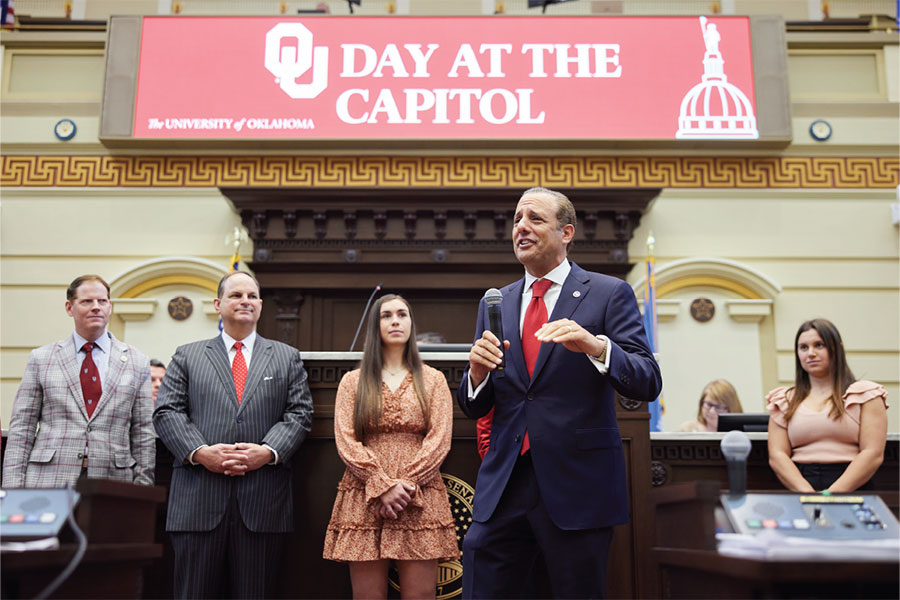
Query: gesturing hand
[
  {"left": 535, "top": 319, "right": 605, "bottom": 357},
  {"left": 378, "top": 482, "right": 416, "bottom": 520}
]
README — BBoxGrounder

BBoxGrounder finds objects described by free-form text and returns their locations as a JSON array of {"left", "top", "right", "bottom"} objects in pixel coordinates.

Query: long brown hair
[
  {"left": 353, "top": 294, "right": 430, "bottom": 441},
  {"left": 783, "top": 318, "right": 855, "bottom": 422}
]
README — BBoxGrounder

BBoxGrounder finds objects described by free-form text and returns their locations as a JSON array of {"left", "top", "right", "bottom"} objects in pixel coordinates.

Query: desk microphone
[
  {"left": 721, "top": 430, "right": 752, "bottom": 497},
  {"left": 483, "top": 288, "right": 504, "bottom": 379}
]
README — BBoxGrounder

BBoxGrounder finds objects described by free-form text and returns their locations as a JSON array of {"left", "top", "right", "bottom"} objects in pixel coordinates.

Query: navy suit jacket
[
  {"left": 153, "top": 334, "right": 313, "bottom": 533},
  {"left": 457, "top": 262, "right": 662, "bottom": 530}
]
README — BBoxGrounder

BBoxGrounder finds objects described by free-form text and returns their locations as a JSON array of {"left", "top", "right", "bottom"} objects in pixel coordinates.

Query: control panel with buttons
[
  {"left": 0, "top": 488, "right": 80, "bottom": 541},
  {"left": 721, "top": 493, "right": 898, "bottom": 540}
]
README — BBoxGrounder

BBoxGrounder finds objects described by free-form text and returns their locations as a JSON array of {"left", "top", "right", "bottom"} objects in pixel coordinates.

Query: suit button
[
  {"left": 527, "top": 394, "right": 534, "bottom": 401},
  {"left": 236, "top": 417, "right": 242, "bottom": 424},
  {"left": 514, "top": 435, "right": 521, "bottom": 443},
  {"left": 622, "top": 375, "right": 630, "bottom": 385}
]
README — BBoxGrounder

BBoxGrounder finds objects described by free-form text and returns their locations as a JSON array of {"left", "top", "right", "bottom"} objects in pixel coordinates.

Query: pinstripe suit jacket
[
  {"left": 2, "top": 333, "right": 155, "bottom": 488},
  {"left": 153, "top": 334, "right": 313, "bottom": 533}
]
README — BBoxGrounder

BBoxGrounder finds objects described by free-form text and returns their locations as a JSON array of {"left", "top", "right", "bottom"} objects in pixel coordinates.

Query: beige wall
[
  {"left": 628, "top": 188, "right": 900, "bottom": 432},
  {"left": 2, "top": 4, "right": 898, "bottom": 433},
  {"left": 0, "top": 188, "right": 244, "bottom": 424}
]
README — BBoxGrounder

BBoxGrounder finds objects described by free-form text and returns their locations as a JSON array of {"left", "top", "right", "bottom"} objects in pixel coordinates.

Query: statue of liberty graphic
[{"left": 676, "top": 16, "right": 759, "bottom": 139}]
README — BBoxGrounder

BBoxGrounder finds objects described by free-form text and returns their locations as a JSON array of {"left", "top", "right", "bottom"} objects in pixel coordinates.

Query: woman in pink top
[{"left": 766, "top": 318, "right": 888, "bottom": 492}]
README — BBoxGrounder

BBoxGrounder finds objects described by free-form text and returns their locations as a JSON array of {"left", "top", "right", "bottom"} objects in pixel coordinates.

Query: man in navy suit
[{"left": 458, "top": 187, "right": 662, "bottom": 599}]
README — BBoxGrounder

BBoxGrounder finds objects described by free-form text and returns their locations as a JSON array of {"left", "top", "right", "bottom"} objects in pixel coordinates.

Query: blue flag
[
  {"left": 643, "top": 257, "right": 664, "bottom": 432},
  {"left": 1, "top": 0, "right": 15, "bottom": 27}
]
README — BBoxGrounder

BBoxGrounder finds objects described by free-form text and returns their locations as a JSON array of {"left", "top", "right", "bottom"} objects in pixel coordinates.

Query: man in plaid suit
[{"left": 2, "top": 275, "right": 155, "bottom": 487}]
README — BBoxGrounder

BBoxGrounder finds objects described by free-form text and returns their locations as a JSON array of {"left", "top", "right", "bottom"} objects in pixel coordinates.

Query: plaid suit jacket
[{"left": 2, "top": 332, "right": 155, "bottom": 488}]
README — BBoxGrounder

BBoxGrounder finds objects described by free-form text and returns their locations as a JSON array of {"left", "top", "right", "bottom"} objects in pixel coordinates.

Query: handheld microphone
[
  {"left": 721, "top": 430, "right": 752, "bottom": 497},
  {"left": 483, "top": 288, "right": 505, "bottom": 379},
  {"left": 349, "top": 283, "right": 382, "bottom": 351}
]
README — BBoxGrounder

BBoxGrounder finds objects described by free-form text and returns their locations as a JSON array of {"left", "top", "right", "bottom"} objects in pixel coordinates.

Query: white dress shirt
[
  {"left": 469, "top": 259, "right": 611, "bottom": 396},
  {"left": 189, "top": 330, "right": 278, "bottom": 465},
  {"left": 222, "top": 330, "right": 257, "bottom": 369},
  {"left": 73, "top": 330, "right": 111, "bottom": 385}
]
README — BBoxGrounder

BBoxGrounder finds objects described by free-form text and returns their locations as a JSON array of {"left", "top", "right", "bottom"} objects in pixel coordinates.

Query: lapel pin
[{"left": 573, "top": 291, "right": 581, "bottom": 298}]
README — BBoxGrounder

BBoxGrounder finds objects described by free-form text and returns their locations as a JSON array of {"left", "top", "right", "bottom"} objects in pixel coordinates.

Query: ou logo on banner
[{"left": 265, "top": 22, "right": 328, "bottom": 99}]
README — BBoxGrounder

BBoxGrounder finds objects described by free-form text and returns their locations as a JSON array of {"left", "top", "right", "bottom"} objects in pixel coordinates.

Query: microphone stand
[{"left": 349, "top": 284, "right": 382, "bottom": 351}]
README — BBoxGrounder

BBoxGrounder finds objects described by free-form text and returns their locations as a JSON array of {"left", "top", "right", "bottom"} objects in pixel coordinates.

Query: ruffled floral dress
[{"left": 323, "top": 365, "right": 460, "bottom": 562}]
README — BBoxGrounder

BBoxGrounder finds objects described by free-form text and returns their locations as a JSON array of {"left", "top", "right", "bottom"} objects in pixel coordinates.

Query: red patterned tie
[
  {"left": 80, "top": 342, "right": 102, "bottom": 418},
  {"left": 520, "top": 279, "right": 552, "bottom": 454},
  {"left": 233, "top": 341, "right": 247, "bottom": 404}
]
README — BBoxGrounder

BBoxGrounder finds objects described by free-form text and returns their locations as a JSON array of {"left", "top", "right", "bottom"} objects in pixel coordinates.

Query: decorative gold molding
[
  {"left": 119, "top": 274, "right": 218, "bottom": 298},
  {"left": 657, "top": 276, "right": 763, "bottom": 300},
  {"left": 1, "top": 155, "right": 897, "bottom": 189}
]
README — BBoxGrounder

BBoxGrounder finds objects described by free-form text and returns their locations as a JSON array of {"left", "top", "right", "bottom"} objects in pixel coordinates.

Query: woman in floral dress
[{"left": 323, "top": 294, "right": 459, "bottom": 599}]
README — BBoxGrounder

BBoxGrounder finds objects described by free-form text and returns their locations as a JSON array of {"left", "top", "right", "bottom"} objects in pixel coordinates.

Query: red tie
[
  {"left": 233, "top": 341, "right": 247, "bottom": 404},
  {"left": 80, "top": 342, "right": 102, "bottom": 419},
  {"left": 520, "top": 279, "right": 552, "bottom": 454}
]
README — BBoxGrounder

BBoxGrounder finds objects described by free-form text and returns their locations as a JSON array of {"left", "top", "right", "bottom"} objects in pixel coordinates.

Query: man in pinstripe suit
[
  {"left": 2, "top": 274, "right": 155, "bottom": 488},
  {"left": 153, "top": 271, "right": 313, "bottom": 599}
]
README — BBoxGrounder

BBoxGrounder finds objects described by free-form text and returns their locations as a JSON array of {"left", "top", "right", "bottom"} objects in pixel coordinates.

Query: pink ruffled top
[{"left": 766, "top": 380, "right": 888, "bottom": 464}]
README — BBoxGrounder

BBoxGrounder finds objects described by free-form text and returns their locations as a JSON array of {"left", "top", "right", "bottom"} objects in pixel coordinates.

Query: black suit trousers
[
  {"left": 462, "top": 452, "right": 613, "bottom": 600},
  {"left": 170, "top": 494, "right": 285, "bottom": 599}
]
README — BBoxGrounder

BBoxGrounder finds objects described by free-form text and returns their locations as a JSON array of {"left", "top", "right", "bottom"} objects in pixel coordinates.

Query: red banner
[{"left": 132, "top": 16, "right": 758, "bottom": 140}]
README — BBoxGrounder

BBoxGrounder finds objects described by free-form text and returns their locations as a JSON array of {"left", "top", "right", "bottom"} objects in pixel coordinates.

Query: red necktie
[
  {"left": 232, "top": 341, "right": 247, "bottom": 404},
  {"left": 80, "top": 342, "right": 102, "bottom": 418},
  {"left": 520, "top": 279, "right": 552, "bottom": 454}
]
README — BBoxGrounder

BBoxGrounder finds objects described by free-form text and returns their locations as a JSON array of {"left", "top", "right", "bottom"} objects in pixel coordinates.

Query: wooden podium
[
  {"left": 649, "top": 481, "right": 899, "bottom": 599},
  {"left": 1, "top": 479, "right": 166, "bottom": 600}
]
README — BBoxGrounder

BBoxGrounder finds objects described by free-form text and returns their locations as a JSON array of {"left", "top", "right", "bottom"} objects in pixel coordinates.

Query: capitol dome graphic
[{"left": 676, "top": 16, "right": 758, "bottom": 139}]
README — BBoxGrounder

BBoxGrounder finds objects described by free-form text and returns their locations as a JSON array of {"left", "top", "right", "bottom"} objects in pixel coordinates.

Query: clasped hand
[
  {"left": 378, "top": 482, "right": 416, "bottom": 520},
  {"left": 195, "top": 442, "right": 273, "bottom": 476}
]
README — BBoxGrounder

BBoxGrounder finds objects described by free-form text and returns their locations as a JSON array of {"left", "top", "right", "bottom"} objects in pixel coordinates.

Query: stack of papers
[
  {"left": 0, "top": 537, "right": 60, "bottom": 552},
  {"left": 717, "top": 530, "right": 900, "bottom": 562}
]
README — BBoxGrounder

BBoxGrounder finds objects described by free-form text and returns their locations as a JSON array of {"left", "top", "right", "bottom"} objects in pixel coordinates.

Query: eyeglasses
[{"left": 702, "top": 401, "right": 730, "bottom": 414}]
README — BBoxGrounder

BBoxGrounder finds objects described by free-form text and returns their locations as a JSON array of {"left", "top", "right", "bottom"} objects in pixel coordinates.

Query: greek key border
[{"left": 1, "top": 155, "right": 897, "bottom": 188}]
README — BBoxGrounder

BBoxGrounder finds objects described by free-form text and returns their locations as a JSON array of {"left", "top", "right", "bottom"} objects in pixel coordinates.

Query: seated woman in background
[
  {"left": 767, "top": 318, "right": 888, "bottom": 493},
  {"left": 323, "top": 294, "right": 459, "bottom": 600},
  {"left": 678, "top": 379, "right": 743, "bottom": 432}
]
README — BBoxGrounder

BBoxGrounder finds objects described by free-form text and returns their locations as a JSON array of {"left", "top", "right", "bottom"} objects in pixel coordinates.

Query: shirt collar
[
  {"left": 74, "top": 330, "right": 110, "bottom": 354},
  {"left": 524, "top": 259, "right": 571, "bottom": 292},
  {"left": 222, "top": 330, "right": 257, "bottom": 353}
]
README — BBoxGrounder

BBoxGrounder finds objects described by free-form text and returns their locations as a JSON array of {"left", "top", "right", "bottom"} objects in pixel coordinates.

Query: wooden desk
[
  {"left": 650, "top": 481, "right": 900, "bottom": 599},
  {"left": 650, "top": 433, "right": 900, "bottom": 515},
  {"left": 1, "top": 480, "right": 165, "bottom": 600},
  {"left": 2, "top": 544, "right": 162, "bottom": 600},
  {"left": 654, "top": 547, "right": 898, "bottom": 599}
]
